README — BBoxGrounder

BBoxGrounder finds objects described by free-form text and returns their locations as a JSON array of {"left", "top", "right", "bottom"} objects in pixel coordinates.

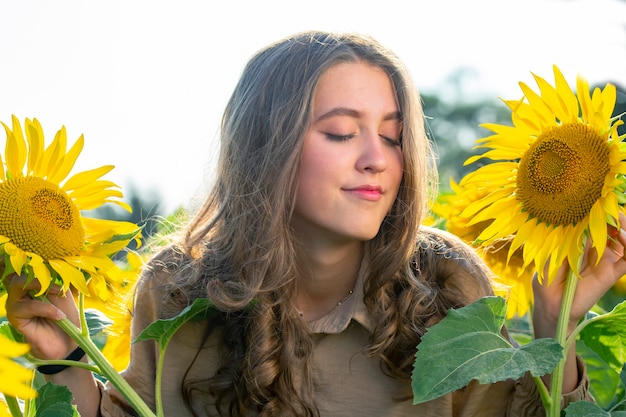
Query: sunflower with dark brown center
[{"left": 459, "top": 65, "right": 626, "bottom": 284}]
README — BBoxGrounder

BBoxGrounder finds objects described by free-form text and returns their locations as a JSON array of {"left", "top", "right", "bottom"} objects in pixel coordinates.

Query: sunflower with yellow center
[
  {"left": 431, "top": 180, "right": 535, "bottom": 318},
  {"left": 460, "top": 65, "right": 626, "bottom": 285},
  {"left": 0, "top": 115, "right": 141, "bottom": 300}
]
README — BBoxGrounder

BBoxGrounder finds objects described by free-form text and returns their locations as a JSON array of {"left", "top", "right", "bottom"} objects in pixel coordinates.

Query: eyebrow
[{"left": 315, "top": 107, "right": 402, "bottom": 123}]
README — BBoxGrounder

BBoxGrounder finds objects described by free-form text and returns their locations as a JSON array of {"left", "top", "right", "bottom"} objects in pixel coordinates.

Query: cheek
[
  {"left": 298, "top": 138, "right": 346, "bottom": 184},
  {"left": 296, "top": 145, "right": 334, "bottom": 201},
  {"left": 298, "top": 147, "right": 324, "bottom": 188}
]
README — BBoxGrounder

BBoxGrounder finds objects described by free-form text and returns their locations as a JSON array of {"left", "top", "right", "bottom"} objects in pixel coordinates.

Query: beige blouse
[{"left": 99, "top": 250, "right": 590, "bottom": 417}]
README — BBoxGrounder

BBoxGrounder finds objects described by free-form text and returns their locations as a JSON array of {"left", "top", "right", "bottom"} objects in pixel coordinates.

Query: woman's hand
[{"left": 5, "top": 274, "right": 81, "bottom": 360}]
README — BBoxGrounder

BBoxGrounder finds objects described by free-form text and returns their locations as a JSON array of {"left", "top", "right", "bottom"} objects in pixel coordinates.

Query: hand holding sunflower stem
[
  {"left": 532, "top": 217, "right": 626, "bottom": 416},
  {"left": 53, "top": 293, "right": 157, "bottom": 417},
  {"left": 4, "top": 275, "right": 156, "bottom": 417},
  {"left": 454, "top": 64, "right": 626, "bottom": 415}
]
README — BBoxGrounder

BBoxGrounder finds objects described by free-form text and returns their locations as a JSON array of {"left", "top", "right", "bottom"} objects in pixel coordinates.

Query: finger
[
  {"left": 6, "top": 296, "right": 66, "bottom": 326},
  {"left": 614, "top": 226, "right": 626, "bottom": 252},
  {"left": 6, "top": 274, "right": 72, "bottom": 307},
  {"left": 5, "top": 274, "right": 66, "bottom": 295},
  {"left": 5, "top": 274, "right": 43, "bottom": 297}
]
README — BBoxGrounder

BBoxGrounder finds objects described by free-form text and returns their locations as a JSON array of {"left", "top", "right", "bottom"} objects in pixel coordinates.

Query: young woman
[{"left": 6, "top": 31, "right": 626, "bottom": 417}]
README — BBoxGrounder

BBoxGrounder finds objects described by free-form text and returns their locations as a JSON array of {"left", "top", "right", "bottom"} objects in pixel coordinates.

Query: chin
[{"left": 357, "top": 229, "right": 382, "bottom": 242}]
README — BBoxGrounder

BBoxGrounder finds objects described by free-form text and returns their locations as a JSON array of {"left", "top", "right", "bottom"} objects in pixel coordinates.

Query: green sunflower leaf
[
  {"left": 134, "top": 297, "right": 218, "bottom": 350},
  {"left": 580, "top": 300, "right": 626, "bottom": 373},
  {"left": 412, "top": 296, "right": 562, "bottom": 404},
  {"left": 576, "top": 340, "right": 622, "bottom": 409},
  {"left": 85, "top": 308, "right": 114, "bottom": 350},
  {"left": 35, "top": 382, "right": 78, "bottom": 417},
  {"left": 0, "top": 321, "right": 24, "bottom": 343},
  {"left": 565, "top": 401, "right": 626, "bottom": 416}
]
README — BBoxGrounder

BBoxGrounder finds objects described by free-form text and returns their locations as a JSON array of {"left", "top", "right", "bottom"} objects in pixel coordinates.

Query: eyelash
[
  {"left": 325, "top": 133, "right": 402, "bottom": 147},
  {"left": 383, "top": 136, "right": 402, "bottom": 147},
  {"left": 326, "top": 133, "right": 355, "bottom": 142}
]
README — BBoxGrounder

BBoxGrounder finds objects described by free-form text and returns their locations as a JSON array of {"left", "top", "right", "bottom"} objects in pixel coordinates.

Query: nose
[{"left": 355, "top": 131, "right": 388, "bottom": 173}]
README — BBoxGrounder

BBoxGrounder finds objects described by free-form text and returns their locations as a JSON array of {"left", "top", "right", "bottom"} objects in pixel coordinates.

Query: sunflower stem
[
  {"left": 5, "top": 395, "right": 23, "bottom": 417},
  {"left": 29, "top": 357, "right": 101, "bottom": 374},
  {"left": 53, "top": 308, "right": 156, "bottom": 417},
  {"left": 547, "top": 268, "right": 578, "bottom": 417},
  {"left": 78, "top": 292, "right": 88, "bottom": 338},
  {"left": 532, "top": 375, "right": 552, "bottom": 410},
  {"left": 24, "top": 376, "right": 35, "bottom": 417},
  {"left": 155, "top": 347, "right": 167, "bottom": 417}
]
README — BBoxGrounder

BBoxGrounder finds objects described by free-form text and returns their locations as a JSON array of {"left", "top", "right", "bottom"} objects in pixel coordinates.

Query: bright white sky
[{"left": 1, "top": 0, "right": 626, "bottom": 213}]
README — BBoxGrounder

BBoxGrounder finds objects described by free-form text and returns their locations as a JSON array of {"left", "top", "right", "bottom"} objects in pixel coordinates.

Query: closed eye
[
  {"left": 381, "top": 135, "right": 401, "bottom": 147},
  {"left": 325, "top": 132, "right": 356, "bottom": 142}
]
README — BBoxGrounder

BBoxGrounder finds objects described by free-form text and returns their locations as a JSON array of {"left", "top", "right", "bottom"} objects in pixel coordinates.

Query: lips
[{"left": 343, "top": 185, "right": 383, "bottom": 201}]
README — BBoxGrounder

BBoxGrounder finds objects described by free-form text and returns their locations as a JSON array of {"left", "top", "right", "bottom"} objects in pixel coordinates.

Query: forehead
[{"left": 313, "top": 62, "right": 397, "bottom": 113}]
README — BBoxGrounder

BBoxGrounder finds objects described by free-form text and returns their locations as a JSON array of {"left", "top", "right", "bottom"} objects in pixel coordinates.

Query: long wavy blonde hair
[{"left": 157, "top": 31, "right": 493, "bottom": 416}]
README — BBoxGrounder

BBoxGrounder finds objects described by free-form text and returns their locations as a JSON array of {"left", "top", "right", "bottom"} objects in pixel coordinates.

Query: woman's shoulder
[
  {"left": 142, "top": 244, "right": 190, "bottom": 276},
  {"left": 415, "top": 225, "right": 477, "bottom": 259},
  {"left": 139, "top": 245, "right": 190, "bottom": 286},
  {"left": 414, "top": 225, "right": 495, "bottom": 304},
  {"left": 133, "top": 244, "right": 197, "bottom": 316}
]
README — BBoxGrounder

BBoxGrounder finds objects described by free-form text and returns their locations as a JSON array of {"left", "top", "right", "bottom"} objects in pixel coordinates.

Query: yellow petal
[
  {"left": 462, "top": 187, "right": 516, "bottom": 219},
  {"left": 532, "top": 71, "right": 571, "bottom": 123},
  {"left": 533, "top": 226, "right": 561, "bottom": 282},
  {"left": 64, "top": 255, "right": 118, "bottom": 275},
  {"left": 467, "top": 195, "right": 519, "bottom": 225},
  {"left": 48, "top": 259, "right": 90, "bottom": 295},
  {"left": 86, "top": 271, "right": 110, "bottom": 300},
  {"left": 483, "top": 207, "right": 528, "bottom": 238},
  {"left": 0, "top": 152, "right": 5, "bottom": 182},
  {"left": 2, "top": 117, "right": 27, "bottom": 177},
  {"left": 25, "top": 118, "right": 45, "bottom": 175},
  {"left": 40, "top": 126, "right": 68, "bottom": 177},
  {"left": 1, "top": 401, "right": 11, "bottom": 417},
  {"left": 26, "top": 252, "right": 52, "bottom": 294},
  {"left": 552, "top": 65, "right": 579, "bottom": 123},
  {"left": 602, "top": 191, "right": 620, "bottom": 223},
  {"left": 0, "top": 334, "right": 36, "bottom": 399},
  {"left": 62, "top": 165, "right": 114, "bottom": 191},
  {"left": 48, "top": 134, "right": 84, "bottom": 184},
  {"left": 510, "top": 219, "right": 539, "bottom": 264},
  {"left": 576, "top": 75, "right": 593, "bottom": 123},
  {"left": 0, "top": 357, "right": 36, "bottom": 398},
  {"left": 83, "top": 218, "right": 141, "bottom": 243},
  {"left": 589, "top": 201, "right": 608, "bottom": 263},
  {"left": 460, "top": 162, "right": 518, "bottom": 185},
  {"left": 5, "top": 242, "right": 27, "bottom": 276},
  {"left": 519, "top": 79, "right": 553, "bottom": 127},
  {"left": 599, "top": 83, "right": 617, "bottom": 123}
]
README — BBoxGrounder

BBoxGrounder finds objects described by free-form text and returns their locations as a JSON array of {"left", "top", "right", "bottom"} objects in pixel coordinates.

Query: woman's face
[{"left": 291, "top": 61, "right": 403, "bottom": 246}]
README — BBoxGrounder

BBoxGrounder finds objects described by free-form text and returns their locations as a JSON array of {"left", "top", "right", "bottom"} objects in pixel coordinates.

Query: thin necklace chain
[
  {"left": 297, "top": 289, "right": 354, "bottom": 318},
  {"left": 336, "top": 289, "right": 354, "bottom": 306}
]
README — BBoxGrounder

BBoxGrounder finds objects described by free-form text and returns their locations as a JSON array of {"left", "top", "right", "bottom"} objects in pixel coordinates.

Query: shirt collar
[{"left": 306, "top": 254, "right": 374, "bottom": 334}]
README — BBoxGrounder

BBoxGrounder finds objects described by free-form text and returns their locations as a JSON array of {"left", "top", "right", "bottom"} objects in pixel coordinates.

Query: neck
[{"left": 295, "top": 241, "right": 363, "bottom": 321}]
